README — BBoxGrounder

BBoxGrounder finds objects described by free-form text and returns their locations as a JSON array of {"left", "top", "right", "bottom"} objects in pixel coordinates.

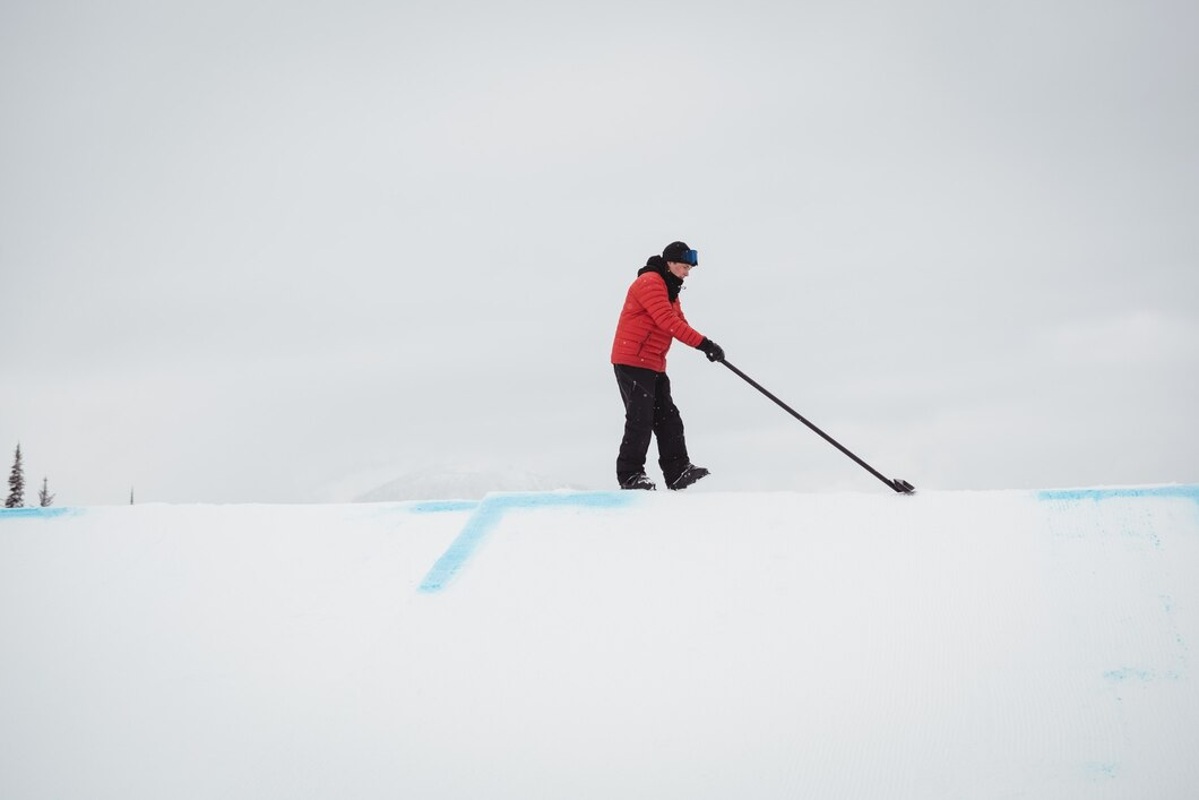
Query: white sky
[{"left": 2, "top": 0, "right": 1197, "bottom": 504}]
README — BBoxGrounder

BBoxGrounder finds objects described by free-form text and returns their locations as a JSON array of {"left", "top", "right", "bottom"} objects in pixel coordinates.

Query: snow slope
[{"left": 1, "top": 486, "right": 1197, "bottom": 799}]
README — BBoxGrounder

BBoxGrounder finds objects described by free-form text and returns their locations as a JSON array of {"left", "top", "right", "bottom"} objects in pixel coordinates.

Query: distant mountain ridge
[{"left": 354, "top": 466, "right": 580, "bottom": 502}]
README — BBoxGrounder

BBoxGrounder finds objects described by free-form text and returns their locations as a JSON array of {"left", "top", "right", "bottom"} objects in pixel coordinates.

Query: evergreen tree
[
  {"left": 6, "top": 444, "right": 25, "bottom": 508},
  {"left": 38, "top": 476, "right": 55, "bottom": 507}
]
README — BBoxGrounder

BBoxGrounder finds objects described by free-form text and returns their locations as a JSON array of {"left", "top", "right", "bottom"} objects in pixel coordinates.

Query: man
[{"left": 610, "top": 240, "right": 725, "bottom": 490}]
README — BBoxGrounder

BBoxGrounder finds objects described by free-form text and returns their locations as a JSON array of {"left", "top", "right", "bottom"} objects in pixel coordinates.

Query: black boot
[
  {"left": 667, "top": 464, "right": 710, "bottom": 491},
  {"left": 620, "top": 473, "right": 657, "bottom": 491}
]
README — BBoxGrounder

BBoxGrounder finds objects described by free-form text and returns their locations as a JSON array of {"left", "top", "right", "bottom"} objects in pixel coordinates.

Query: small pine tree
[
  {"left": 6, "top": 444, "right": 25, "bottom": 508},
  {"left": 38, "top": 476, "right": 55, "bottom": 507}
]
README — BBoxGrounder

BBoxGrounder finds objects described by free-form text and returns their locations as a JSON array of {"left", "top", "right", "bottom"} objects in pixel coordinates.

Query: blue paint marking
[
  {"left": 1104, "top": 667, "right": 1155, "bottom": 683},
  {"left": 419, "top": 502, "right": 507, "bottom": 593},
  {"left": 1037, "top": 485, "right": 1199, "bottom": 505},
  {"left": 1084, "top": 762, "right": 1120, "bottom": 780},
  {"left": 418, "top": 492, "right": 637, "bottom": 593},
  {"left": 410, "top": 499, "right": 479, "bottom": 514},
  {"left": 0, "top": 506, "right": 80, "bottom": 520}
]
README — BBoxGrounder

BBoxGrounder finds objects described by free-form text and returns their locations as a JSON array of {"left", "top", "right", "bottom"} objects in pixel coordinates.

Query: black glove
[{"left": 698, "top": 337, "right": 725, "bottom": 363}]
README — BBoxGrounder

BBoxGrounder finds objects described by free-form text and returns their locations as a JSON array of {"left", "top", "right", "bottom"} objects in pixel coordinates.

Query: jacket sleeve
[{"left": 632, "top": 274, "right": 706, "bottom": 348}]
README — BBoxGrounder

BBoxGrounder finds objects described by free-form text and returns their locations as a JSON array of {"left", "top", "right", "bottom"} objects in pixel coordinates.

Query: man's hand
[{"left": 698, "top": 338, "right": 725, "bottom": 363}]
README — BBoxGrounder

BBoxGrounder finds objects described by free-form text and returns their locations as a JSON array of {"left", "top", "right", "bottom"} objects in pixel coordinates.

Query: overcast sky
[{"left": 2, "top": 0, "right": 1197, "bottom": 504}]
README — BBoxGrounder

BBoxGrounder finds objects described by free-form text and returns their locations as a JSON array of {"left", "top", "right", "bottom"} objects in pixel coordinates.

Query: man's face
[{"left": 666, "top": 261, "right": 693, "bottom": 280}]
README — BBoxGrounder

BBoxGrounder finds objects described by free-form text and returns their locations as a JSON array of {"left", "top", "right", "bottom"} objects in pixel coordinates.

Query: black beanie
[{"left": 662, "top": 241, "right": 696, "bottom": 265}]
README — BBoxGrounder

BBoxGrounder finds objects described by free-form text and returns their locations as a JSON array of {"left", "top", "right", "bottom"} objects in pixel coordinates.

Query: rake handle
[{"left": 720, "top": 360, "right": 915, "bottom": 494}]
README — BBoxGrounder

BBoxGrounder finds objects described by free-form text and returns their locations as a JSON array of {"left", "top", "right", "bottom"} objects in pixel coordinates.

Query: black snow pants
[{"left": 614, "top": 364, "right": 690, "bottom": 486}]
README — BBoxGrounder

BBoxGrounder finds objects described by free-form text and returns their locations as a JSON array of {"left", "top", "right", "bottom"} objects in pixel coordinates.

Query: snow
[{"left": 1, "top": 485, "right": 1197, "bottom": 798}]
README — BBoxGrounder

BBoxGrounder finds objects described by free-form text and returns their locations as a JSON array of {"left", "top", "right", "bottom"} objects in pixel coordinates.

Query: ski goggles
[{"left": 680, "top": 249, "right": 699, "bottom": 266}]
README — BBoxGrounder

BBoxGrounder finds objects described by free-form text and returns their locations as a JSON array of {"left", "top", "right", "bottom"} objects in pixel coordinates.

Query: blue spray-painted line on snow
[
  {"left": 1037, "top": 485, "right": 1199, "bottom": 505},
  {"left": 1038, "top": 486, "right": 1197, "bottom": 688},
  {"left": 409, "top": 499, "right": 480, "bottom": 514},
  {"left": 0, "top": 506, "right": 81, "bottom": 520},
  {"left": 418, "top": 492, "right": 637, "bottom": 594},
  {"left": 1103, "top": 667, "right": 1168, "bottom": 683}
]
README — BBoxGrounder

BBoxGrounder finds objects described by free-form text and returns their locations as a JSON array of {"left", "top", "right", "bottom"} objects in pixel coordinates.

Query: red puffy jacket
[{"left": 610, "top": 270, "right": 705, "bottom": 373}]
